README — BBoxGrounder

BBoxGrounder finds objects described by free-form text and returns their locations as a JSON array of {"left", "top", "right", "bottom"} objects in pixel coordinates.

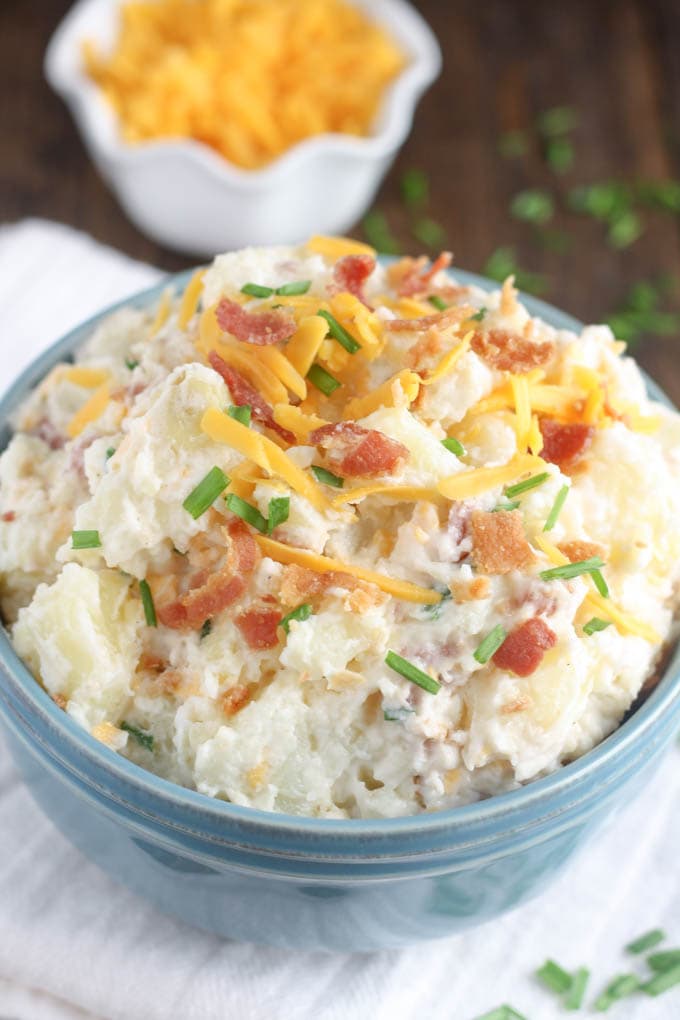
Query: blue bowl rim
[{"left": 1, "top": 263, "right": 679, "bottom": 838}]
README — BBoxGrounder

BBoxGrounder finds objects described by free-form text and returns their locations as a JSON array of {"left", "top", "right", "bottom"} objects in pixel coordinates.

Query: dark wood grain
[{"left": 1, "top": 0, "right": 679, "bottom": 400}]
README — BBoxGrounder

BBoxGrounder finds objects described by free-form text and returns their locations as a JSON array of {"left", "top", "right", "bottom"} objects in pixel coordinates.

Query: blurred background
[{"left": 2, "top": 0, "right": 680, "bottom": 401}]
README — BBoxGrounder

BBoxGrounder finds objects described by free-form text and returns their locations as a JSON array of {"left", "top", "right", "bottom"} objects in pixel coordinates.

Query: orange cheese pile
[{"left": 83, "top": 0, "right": 406, "bottom": 169}]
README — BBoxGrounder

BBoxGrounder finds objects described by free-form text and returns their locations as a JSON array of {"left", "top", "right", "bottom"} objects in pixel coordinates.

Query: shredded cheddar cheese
[
  {"left": 344, "top": 370, "right": 420, "bottom": 419},
  {"left": 306, "top": 235, "right": 376, "bottom": 259},
  {"left": 420, "top": 332, "right": 472, "bottom": 386},
  {"left": 67, "top": 383, "right": 111, "bottom": 439},
  {"left": 272, "top": 404, "right": 328, "bottom": 442},
  {"left": 332, "top": 484, "right": 445, "bottom": 508},
  {"left": 284, "top": 315, "right": 329, "bottom": 378},
  {"left": 62, "top": 366, "right": 110, "bottom": 389},
  {"left": 150, "top": 290, "right": 172, "bottom": 336},
  {"left": 177, "top": 269, "right": 205, "bottom": 330},
  {"left": 437, "top": 454, "right": 546, "bottom": 500}
]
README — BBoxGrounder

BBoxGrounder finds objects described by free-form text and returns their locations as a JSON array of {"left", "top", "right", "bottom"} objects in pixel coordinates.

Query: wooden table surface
[{"left": 2, "top": 0, "right": 679, "bottom": 400}]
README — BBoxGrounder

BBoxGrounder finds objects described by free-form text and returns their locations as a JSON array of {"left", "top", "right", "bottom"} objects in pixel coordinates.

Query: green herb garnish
[
  {"left": 483, "top": 247, "right": 547, "bottom": 296},
  {"left": 183, "top": 466, "right": 230, "bottom": 519},
  {"left": 125, "top": 357, "right": 139, "bottom": 370},
  {"left": 71, "top": 530, "right": 102, "bottom": 550},
  {"left": 608, "top": 209, "right": 643, "bottom": 249},
  {"left": 280, "top": 603, "right": 313, "bottom": 634},
  {"left": 469, "top": 306, "right": 487, "bottom": 322},
  {"left": 139, "top": 579, "right": 157, "bottom": 628},
  {"left": 307, "top": 363, "right": 341, "bottom": 396},
  {"left": 121, "top": 721, "right": 154, "bottom": 751},
  {"left": 473, "top": 1007, "right": 527, "bottom": 1020},
  {"left": 511, "top": 189, "right": 555, "bottom": 225},
  {"left": 543, "top": 484, "right": 569, "bottom": 531},
  {"left": 385, "top": 650, "right": 441, "bottom": 694},
  {"left": 200, "top": 619, "right": 212, "bottom": 639},
  {"left": 400, "top": 168, "right": 429, "bottom": 209},
  {"left": 535, "top": 959, "right": 573, "bottom": 994},
  {"left": 538, "top": 106, "right": 579, "bottom": 137},
  {"left": 276, "top": 280, "right": 311, "bottom": 296},
  {"left": 428, "top": 295, "right": 448, "bottom": 311},
  {"left": 105, "top": 447, "right": 116, "bottom": 460},
  {"left": 224, "top": 493, "right": 268, "bottom": 533},
  {"left": 594, "top": 974, "right": 642, "bottom": 1010},
  {"left": 241, "top": 282, "right": 274, "bottom": 298},
  {"left": 545, "top": 137, "right": 574, "bottom": 174},
  {"left": 473, "top": 625, "right": 507, "bottom": 664},
  {"left": 647, "top": 949, "right": 680, "bottom": 972},
  {"left": 441, "top": 437, "right": 465, "bottom": 457},
  {"left": 383, "top": 706, "right": 415, "bottom": 722},
  {"left": 504, "top": 472, "right": 550, "bottom": 499},
  {"left": 267, "top": 496, "right": 290, "bottom": 534},
  {"left": 311, "top": 465, "right": 344, "bottom": 488},
  {"left": 565, "top": 967, "right": 590, "bottom": 1010},
  {"left": 583, "top": 617, "right": 612, "bottom": 636},
  {"left": 539, "top": 556, "right": 605, "bottom": 582},
  {"left": 492, "top": 500, "right": 521, "bottom": 512},
  {"left": 626, "top": 929, "right": 666, "bottom": 954},
  {"left": 362, "top": 210, "right": 400, "bottom": 254},
  {"left": 643, "top": 963, "right": 680, "bottom": 996},
  {"left": 591, "top": 569, "right": 610, "bottom": 598},
  {"left": 227, "top": 404, "right": 252, "bottom": 427},
  {"left": 317, "top": 309, "right": 361, "bottom": 353},
  {"left": 412, "top": 217, "right": 447, "bottom": 250}
]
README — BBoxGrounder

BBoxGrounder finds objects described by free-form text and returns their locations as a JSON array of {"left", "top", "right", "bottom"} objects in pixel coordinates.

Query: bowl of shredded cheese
[{"left": 44, "top": 0, "right": 441, "bottom": 255}]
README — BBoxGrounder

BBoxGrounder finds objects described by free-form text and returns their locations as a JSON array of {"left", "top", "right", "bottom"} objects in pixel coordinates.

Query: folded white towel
[{"left": 0, "top": 220, "right": 678, "bottom": 1020}]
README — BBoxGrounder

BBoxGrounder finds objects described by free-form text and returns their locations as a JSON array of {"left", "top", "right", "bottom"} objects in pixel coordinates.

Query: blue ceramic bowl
[{"left": 0, "top": 269, "right": 679, "bottom": 952}]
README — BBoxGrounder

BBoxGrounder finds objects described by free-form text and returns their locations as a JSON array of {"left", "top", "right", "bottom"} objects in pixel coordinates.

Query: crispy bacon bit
[
  {"left": 220, "top": 684, "right": 252, "bottom": 717},
  {"left": 492, "top": 617, "right": 557, "bottom": 677},
  {"left": 470, "top": 329, "right": 554, "bottom": 372},
  {"left": 1, "top": 511, "right": 15, "bottom": 522},
  {"left": 450, "top": 576, "right": 490, "bottom": 602},
  {"left": 279, "top": 563, "right": 357, "bottom": 606},
  {"left": 471, "top": 510, "right": 534, "bottom": 575},
  {"left": 157, "top": 520, "right": 258, "bottom": 630},
  {"left": 33, "top": 417, "right": 65, "bottom": 450},
  {"left": 216, "top": 298, "right": 296, "bottom": 346},
  {"left": 387, "top": 252, "right": 455, "bottom": 297},
  {"left": 235, "top": 607, "right": 282, "bottom": 649},
  {"left": 331, "top": 254, "right": 376, "bottom": 305},
  {"left": 309, "top": 422, "right": 408, "bottom": 478},
  {"left": 501, "top": 695, "right": 532, "bottom": 715},
  {"left": 557, "top": 539, "right": 604, "bottom": 563},
  {"left": 539, "top": 419, "right": 594, "bottom": 470},
  {"left": 386, "top": 305, "right": 472, "bottom": 333},
  {"left": 406, "top": 328, "right": 443, "bottom": 371},
  {"left": 208, "top": 351, "right": 295, "bottom": 444}
]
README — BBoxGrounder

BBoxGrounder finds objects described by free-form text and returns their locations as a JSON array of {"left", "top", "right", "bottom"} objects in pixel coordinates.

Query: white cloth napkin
[{"left": 0, "top": 219, "right": 678, "bottom": 1020}]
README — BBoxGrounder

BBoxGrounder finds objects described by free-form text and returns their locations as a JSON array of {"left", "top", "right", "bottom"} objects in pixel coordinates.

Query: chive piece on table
[
  {"left": 280, "top": 603, "right": 313, "bottom": 635},
  {"left": 385, "top": 650, "right": 441, "bottom": 695},
  {"left": 543, "top": 484, "right": 569, "bottom": 532},
  {"left": 473, "top": 1007, "right": 528, "bottom": 1020},
  {"left": 227, "top": 404, "right": 252, "bottom": 427},
  {"left": 121, "top": 721, "right": 154, "bottom": 751},
  {"left": 267, "top": 496, "right": 290, "bottom": 534},
  {"left": 643, "top": 963, "right": 680, "bottom": 997},
  {"left": 505, "top": 472, "right": 550, "bottom": 499},
  {"left": 362, "top": 210, "right": 400, "bottom": 255},
  {"left": 276, "top": 280, "right": 311, "bottom": 296},
  {"left": 311, "top": 465, "right": 344, "bottom": 488},
  {"left": 224, "top": 492, "right": 268, "bottom": 533},
  {"left": 307, "top": 363, "right": 341, "bottom": 396},
  {"left": 647, "top": 949, "right": 680, "bottom": 972},
  {"left": 317, "top": 309, "right": 361, "bottom": 353},
  {"left": 626, "top": 929, "right": 666, "bottom": 954},
  {"left": 473, "top": 625, "right": 507, "bottom": 665},
  {"left": 241, "top": 282, "right": 274, "bottom": 298},
  {"left": 565, "top": 967, "right": 590, "bottom": 1010},
  {"left": 535, "top": 959, "right": 573, "bottom": 995},
  {"left": 183, "top": 466, "right": 230, "bottom": 519},
  {"left": 400, "top": 168, "right": 429, "bottom": 209},
  {"left": 583, "top": 617, "right": 612, "bottom": 637},
  {"left": 441, "top": 437, "right": 465, "bottom": 457},
  {"left": 72, "top": 529, "right": 102, "bottom": 550},
  {"left": 510, "top": 189, "right": 555, "bottom": 225},
  {"left": 412, "top": 216, "right": 447, "bottom": 249},
  {"left": 139, "top": 579, "right": 157, "bottom": 628},
  {"left": 539, "top": 557, "right": 605, "bottom": 583},
  {"left": 594, "top": 974, "right": 642, "bottom": 1010},
  {"left": 428, "top": 294, "right": 448, "bottom": 311}
]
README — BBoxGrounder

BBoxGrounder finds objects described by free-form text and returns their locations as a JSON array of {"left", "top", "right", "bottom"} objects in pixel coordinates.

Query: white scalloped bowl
[{"left": 45, "top": 0, "right": 441, "bottom": 256}]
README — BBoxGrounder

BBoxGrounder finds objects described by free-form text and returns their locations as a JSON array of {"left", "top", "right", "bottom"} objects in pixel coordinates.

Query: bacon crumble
[
  {"left": 216, "top": 298, "right": 296, "bottom": 346},
  {"left": 208, "top": 351, "right": 295, "bottom": 444},
  {"left": 539, "top": 419, "right": 595, "bottom": 471},
  {"left": 557, "top": 539, "right": 605, "bottom": 563},
  {"left": 492, "top": 617, "right": 557, "bottom": 677},
  {"left": 471, "top": 510, "right": 534, "bottom": 575},
  {"left": 470, "top": 329, "right": 554, "bottom": 372},
  {"left": 309, "top": 422, "right": 408, "bottom": 478},
  {"left": 331, "top": 254, "right": 376, "bottom": 305},
  {"left": 235, "top": 607, "right": 282, "bottom": 649}
]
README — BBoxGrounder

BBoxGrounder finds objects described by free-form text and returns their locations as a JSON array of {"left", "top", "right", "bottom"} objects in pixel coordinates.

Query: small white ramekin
[{"left": 45, "top": 0, "right": 441, "bottom": 256}]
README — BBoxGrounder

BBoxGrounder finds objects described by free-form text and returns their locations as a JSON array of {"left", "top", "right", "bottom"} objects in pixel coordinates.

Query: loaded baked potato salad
[{"left": 2, "top": 236, "right": 679, "bottom": 818}]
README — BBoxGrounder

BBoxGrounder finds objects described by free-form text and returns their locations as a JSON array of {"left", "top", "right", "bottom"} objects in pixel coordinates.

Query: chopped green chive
[
  {"left": 421, "top": 587, "right": 452, "bottom": 620},
  {"left": 441, "top": 437, "right": 465, "bottom": 457},
  {"left": 473, "top": 625, "right": 507, "bottom": 664},
  {"left": 276, "top": 280, "right": 311, "bottom": 296},
  {"left": 385, "top": 650, "right": 441, "bottom": 694},
  {"left": 637, "top": 179, "right": 680, "bottom": 213},
  {"left": 139, "top": 579, "right": 157, "bottom": 627},
  {"left": 504, "top": 472, "right": 550, "bottom": 499},
  {"left": 383, "top": 706, "right": 415, "bottom": 722},
  {"left": 511, "top": 189, "right": 555, "bottom": 225},
  {"left": 241, "top": 282, "right": 274, "bottom": 298},
  {"left": 224, "top": 493, "right": 268, "bottom": 533},
  {"left": 267, "top": 496, "right": 290, "bottom": 534},
  {"left": 626, "top": 929, "right": 666, "bottom": 954},
  {"left": 565, "top": 967, "right": 590, "bottom": 1010},
  {"left": 483, "top": 247, "right": 547, "bottom": 296},
  {"left": 594, "top": 974, "right": 641, "bottom": 1010},
  {"left": 469, "top": 306, "right": 487, "bottom": 322},
  {"left": 591, "top": 569, "right": 610, "bottom": 598},
  {"left": 183, "top": 466, "right": 230, "bottom": 519},
  {"left": 647, "top": 949, "right": 680, "bottom": 972},
  {"left": 492, "top": 500, "right": 521, "bottom": 512},
  {"left": 583, "top": 617, "right": 612, "bottom": 636},
  {"left": 125, "top": 357, "right": 139, "bottom": 370},
  {"left": 311, "top": 465, "right": 344, "bottom": 488},
  {"left": 362, "top": 210, "right": 400, "bottom": 254},
  {"left": 280, "top": 603, "right": 313, "bottom": 634},
  {"left": 105, "top": 446, "right": 116, "bottom": 460},
  {"left": 412, "top": 217, "right": 447, "bottom": 249},
  {"left": 200, "top": 619, "right": 212, "bottom": 639},
  {"left": 608, "top": 209, "right": 643, "bottom": 249},
  {"left": 535, "top": 959, "right": 573, "bottom": 994},
  {"left": 71, "top": 530, "right": 102, "bottom": 550},
  {"left": 498, "top": 129, "right": 528, "bottom": 159},
  {"left": 428, "top": 294, "right": 448, "bottom": 311},
  {"left": 643, "top": 962, "right": 680, "bottom": 996},
  {"left": 307, "top": 363, "right": 341, "bottom": 395},
  {"left": 317, "top": 309, "right": 361, "bottom": 353},
  {"left": 400, "top": 168, "right": 429, "bottom": 208},
  {"left": 473, "top": 1007, "right": 527, "bottom": 1020},
  {"left": 120, "top": 721, "right": 154, "bottom": 752},
  {"left": 543, "top": 484, "right": 569, "bottom": 531},
  {"left": 538, "top": 105, "right": 579, "bottom": 137},
  {"left": 539, "top": 556, "right": 605, "bottom": 582},
  {"left": 227, "top": 404, "right": 251, "bottom": 427},
  {"left": 545, "top": 136, "right": 574, "bottom": 174}
]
